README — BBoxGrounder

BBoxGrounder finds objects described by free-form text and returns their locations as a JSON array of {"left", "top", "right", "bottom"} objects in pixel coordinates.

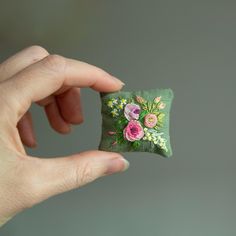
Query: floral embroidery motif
[
  {"left": 106, "top": 98, "right": 127, "bottom": 117},
  {"left": 105, "top": 95, "right": 168, "bottom": 152},
  {"left": 144, "top": 114, "right": 158, "bottom": 128},
  {"left": 124, "top": 103, "right": 141, "bottom": 121},
  {"left": 123, "top": 120, "right": 144, "bottom": 141}
]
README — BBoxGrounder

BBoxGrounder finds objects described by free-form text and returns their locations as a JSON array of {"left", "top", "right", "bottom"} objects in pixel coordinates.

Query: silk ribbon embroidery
[{"left": 99, "top": 89, "right": 174, "bottom": 157}]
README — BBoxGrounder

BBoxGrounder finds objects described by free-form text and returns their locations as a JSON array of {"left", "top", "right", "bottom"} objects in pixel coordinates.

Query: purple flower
[{"left": 124, "top": 103, "right": 141, "bottom": 120}]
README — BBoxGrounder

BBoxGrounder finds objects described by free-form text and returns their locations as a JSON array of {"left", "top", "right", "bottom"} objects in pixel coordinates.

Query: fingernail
[
  {"left": 105, "top": 157, "right": 130, "bottom": 175},
  {"left": 62, "top": 125, "right": 71, "bottom": 134},
  {"left": 122, "top": 158, "right": 130, "bottom": 171},
  {"left": 111, "top": 76, "right": 125, "bottom": 86},
  {"left": 31, "top": 141, "right": 37, "bottom": 148}
]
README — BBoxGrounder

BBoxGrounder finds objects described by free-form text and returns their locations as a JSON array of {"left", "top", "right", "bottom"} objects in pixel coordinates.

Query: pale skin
[{"left": 0, "top": 46, "right": 129, "bottom": 226}]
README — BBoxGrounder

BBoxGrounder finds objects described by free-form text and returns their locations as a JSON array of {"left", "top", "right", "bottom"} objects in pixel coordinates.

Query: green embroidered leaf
[
  {"left": 116, "top": 118, "right": 128, "bottom": 130},
  {"left": 132, "top": 141, "right": 141, "bottom": 149},
  {"left": 158, "top": 113, "right": 165, "bottom": 122},
  {"left": 139, "top": 110, "right": 148, "bottom": 120},
  {"left": 152, "top": 111, "right": 160, "bottom": 116},
  {"left": 147, "top": 101, "right": 153, "bottom": 112},
  {"left": 116, "top": 131, "right": 125, "bottom": 144},
  {"left": 127, "top": 97, "right": 134, "bottom": 104},
  {"left": 151, "top": 102, "right": 156, "bottom": 112}
]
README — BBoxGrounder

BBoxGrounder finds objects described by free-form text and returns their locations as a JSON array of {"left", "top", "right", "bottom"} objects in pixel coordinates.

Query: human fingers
[
  {"left": 44, "top": 96, "right": 71, "bottom": 134},
  {"left": 17, "top": 111, "right": 36, "bottom": 147},
  {"left": 23, "top": 151, "right": 129, "bottom": 206},
  {"left": 0, "top": 45, "right": 49, "bottom": 81},
  {"left": 56, "top": 87, "right": 83, "bottom": 125},
  {"left": 0, "top": 45, "right": 49, "bottom": 147},
  {"left": 38, "top": 87, "right": 83, "bottom": 133},
  {"left": 0, "top": 55, "right": 124, "bottom": 124}
]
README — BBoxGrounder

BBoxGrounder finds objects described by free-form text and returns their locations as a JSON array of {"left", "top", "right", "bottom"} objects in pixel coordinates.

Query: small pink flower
[
  {"left": 154, "top": 96, "right": 161, "bottom": 103},
  {"left": 144, "top": 114, "right": 158, "bottom": 128},
  {"left": 158, "top": 102, "right": 166, "bottom": 109},
  {"left": 123, "top": 120, "right": 144, "bottom": 142},
  {"left": 136, "top": 95, "right": 146, "bottom": 104},
  {"left": 108, "top": 131, "right": 116, "bottom": 135},
  {"left": 124, "top": 103, "right": 141, "bottom": 121},
  {"left": 112, "top": 141, "right": 117, "bottom": 146}
]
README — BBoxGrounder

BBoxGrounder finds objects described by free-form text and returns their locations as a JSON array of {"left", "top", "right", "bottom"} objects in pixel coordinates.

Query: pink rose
[
  {"left": 144, "top": 114, "right": 157, "bottom": 128},
  {"left": 123, "top": 120, "right": 144, "bottom": 142},
  {"left": 124, "top": 103, "right": 141, "bottom": 120}
]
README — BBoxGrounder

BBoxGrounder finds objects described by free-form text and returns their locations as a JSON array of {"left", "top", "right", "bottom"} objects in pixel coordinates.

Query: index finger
[{"left": 1, "top": 55, "right": 124, "bottom": 121}]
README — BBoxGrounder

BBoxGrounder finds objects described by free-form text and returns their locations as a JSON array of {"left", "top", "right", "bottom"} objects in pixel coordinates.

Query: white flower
[
  {"left": 158, "top": 102, "right": 166, "bottom": 109},
  {"left": 112, "top": 98, "right": 118, "bottom": 104}
]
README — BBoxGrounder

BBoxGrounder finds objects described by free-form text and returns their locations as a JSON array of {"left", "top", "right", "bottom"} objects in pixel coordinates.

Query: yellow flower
[
  {"left": 121, "top": 98, "right": 127, "bottom": 104},
  {"left": 111, "top": 109, "right": 118, "bottom": 117},
  {"left": 107, "top": 100, "right": 114, "bottom": 108},
  {"left": 118, "top": 104, "right": 124, "bottom": 109}
]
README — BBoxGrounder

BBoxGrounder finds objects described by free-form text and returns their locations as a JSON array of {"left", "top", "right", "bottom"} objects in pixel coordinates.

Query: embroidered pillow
[{"left": 98, "top": 88, "right": 174, "bottom": 157}]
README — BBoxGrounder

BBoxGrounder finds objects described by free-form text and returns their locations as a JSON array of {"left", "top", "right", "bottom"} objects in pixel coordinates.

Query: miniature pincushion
[{"left": 99, "top": 88, "right": 174, "bottom": 157}]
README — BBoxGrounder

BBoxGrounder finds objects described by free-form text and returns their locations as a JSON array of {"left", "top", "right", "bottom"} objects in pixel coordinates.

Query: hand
[{"left": 0, "top": 46, "right": 129, "bottom": 226}]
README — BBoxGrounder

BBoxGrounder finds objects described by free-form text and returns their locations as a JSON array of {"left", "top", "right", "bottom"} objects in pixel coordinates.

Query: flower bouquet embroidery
[{"left": 99, "top": 89, "right": 174, "bottom": 157}]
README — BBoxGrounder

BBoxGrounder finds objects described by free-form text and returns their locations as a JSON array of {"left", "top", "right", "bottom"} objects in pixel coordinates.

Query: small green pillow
[{"left": 98, "top": 88, "right": 174, "bottom": 157}]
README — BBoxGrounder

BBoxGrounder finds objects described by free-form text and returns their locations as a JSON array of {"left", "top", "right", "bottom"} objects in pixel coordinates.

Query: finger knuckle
[
  {"left": 96, "top": 67, "right": 110, "bottom": 79},
  {"left": 74, "top": 161, "right": 94, "bottom": 187},
  {"left": 43, "top": 54, "right": 66, "bottom": 74},
  {"left": 0, "top": 83, "right": 20, "bottom": 122}
]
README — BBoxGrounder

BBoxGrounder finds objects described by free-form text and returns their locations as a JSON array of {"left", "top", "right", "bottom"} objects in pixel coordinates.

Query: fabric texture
[{"left": 98, "top": 88, "right": 174, "bottom": 157}]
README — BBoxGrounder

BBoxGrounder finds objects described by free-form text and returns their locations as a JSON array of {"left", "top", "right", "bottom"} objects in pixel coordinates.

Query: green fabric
[{"left": 98, "top": 88, "right": 174, "bottom": 157}]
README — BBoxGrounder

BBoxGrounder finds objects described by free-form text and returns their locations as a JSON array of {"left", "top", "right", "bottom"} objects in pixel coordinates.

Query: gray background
[{"left": 0, "top": 0, "right": 236, "bottom": 235}]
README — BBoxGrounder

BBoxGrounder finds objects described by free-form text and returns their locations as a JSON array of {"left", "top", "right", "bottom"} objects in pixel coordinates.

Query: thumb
[{"left": 29, "top": 151, "right": 129, "bottom": 204}]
